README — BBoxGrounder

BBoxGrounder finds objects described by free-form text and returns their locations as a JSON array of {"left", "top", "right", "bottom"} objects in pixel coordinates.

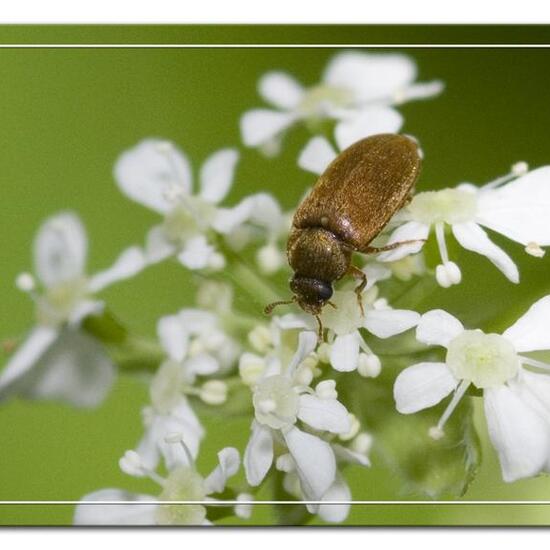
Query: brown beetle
[{"left": 265, "top": 133, "right": 422, "bottom": 339}]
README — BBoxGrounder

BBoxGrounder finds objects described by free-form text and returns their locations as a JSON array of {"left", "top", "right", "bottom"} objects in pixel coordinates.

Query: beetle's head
[{"left": 289, "top": 275, "right": 333, "bottom": 314}]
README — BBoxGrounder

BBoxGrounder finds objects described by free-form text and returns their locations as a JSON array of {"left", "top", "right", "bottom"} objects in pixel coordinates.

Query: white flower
[
  {"left": 241, "top": 51, "right": 442, "bottom": 153},
  {"left": 394, "top": 296, "right": 550, "bottom": 482},
  {"left": 279, "top": 276, "right": 416, "bottom": 374},
  {"left": 378, "top": 163, "right": 550, "bottom": 287},
  {"left": 244, "top": 331, "right": 352, "bottom": 501},
  {"left": 74, "top": 444, "right": 240, "bottom": 525},
  {"left": 134, "top": 309, "right": 239, "bottom": 471},
  {"left": 0, "top": 212, "right": 145, "bottom": 407},
  {"left": 279, "top": 432, "right": 371, "bottom": 523},
  {"left": 115, "top": 138, "right": 274, "bottom": 270}
]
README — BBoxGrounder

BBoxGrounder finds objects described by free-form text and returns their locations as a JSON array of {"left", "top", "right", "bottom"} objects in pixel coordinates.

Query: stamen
[
  {"left": 482, "top": 162, "right": 528, "bottom": 190},
  {"left": 435, "top": 222, "right": 449, "bottom": 264},
  {"left": 519, "top": 356, "right": 550, "bottom": 372},
  {"left": 429, "top": 379, "right": 470, "bottom": 439}
]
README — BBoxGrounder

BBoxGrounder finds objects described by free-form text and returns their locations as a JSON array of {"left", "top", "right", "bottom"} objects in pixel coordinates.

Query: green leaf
[{"left": 81, "top": 309, "right": 127, "bottom": 344}]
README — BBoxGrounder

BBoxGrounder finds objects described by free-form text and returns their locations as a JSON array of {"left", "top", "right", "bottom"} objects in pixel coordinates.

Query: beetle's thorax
[{"left": 287, "top": 226, "right": 351, "bottom": 283}]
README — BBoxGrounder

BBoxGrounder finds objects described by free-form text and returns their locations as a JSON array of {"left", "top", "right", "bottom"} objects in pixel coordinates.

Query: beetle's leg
[
  {"left": 315, "top": 314, "right": 324, "bottom": 343},
  {"left": 264, "top": 297, "right": 296, "bottom": 315},
  {"left": 346, "top": 265, "right": 367, "bottom": 316},
  {"left": 359, "top": 239, "right": 426, "bottom": 255}
]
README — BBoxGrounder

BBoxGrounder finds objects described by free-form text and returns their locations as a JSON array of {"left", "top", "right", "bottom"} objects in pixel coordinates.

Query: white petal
[
  {"left": 145, "top": 225, "right": 177, "bottom": 264},
  {"left": 511, "top": 369, "right": 550, "bottom": 425},
  {"left": 74, "top": 489, "right": 157, "bottom": 525},
  {"left": 298, "top": 394, "right": 351, "bottom": 434},
  {"left": 363, "top": 262, "right": 392, "bottom": 289},
  {"left": 88, "top": 246, "right": 146, "bottom": 293},
  {"left": 484, "top": 385, "right": 550, "bottom": 482},
  {"left": 34, "top": 212, "right": 87, "bottom": 287},
  {"left": 363, "top": 309, "right": 420, "bottom": 339},
  {"left": 275, "top": 313, "right": 315, "bottom": 331},
  {"left": 452, "top": 222, "right": 519, "bottom": 283},
  {"left": 204, "top": 447, "right": 240, "bottom": 494},
  {"left": 397, "top": 80, "right": 445, "bottom": 102},
  {"left": 376, "top": 221, "right": 430, "bottom": 262},
  {"left": 26, "top": 329, "right": 115, "bottom": 407},
  {"left": 184, "top": 353, "right": 219, "bottom": 376},
  {"left": 318, "top": 474, "right": 351, "bottom": 523},
  {"left": 334, "top": 106, "right": 403, "bottom": 150},
  {"left": 259, "top": 71, "right": 305, "bottom": 109},
  {"left": 283, "top": 426, "right": 336, "bottom": 500},
  {"left": 244, "top": 421, "right": 274, "bottom": 486},
  {"left": 394, "top": 362, "right": 457, "bottom": 414},
  {"left": 287, "top": 331, "right": 318, "bottom": 376},
  {"left": 332, "top": 443, "right": 371, "bottom": 467},
  {"left": 476, "top": 167, "right": 550, "bottom": 245},
  {"left": 211, "top": 197, "right": 256, "bottom": 234},
  {"left": 199, "top": 148, "right": 239, "bottom": 204},
  {"left": 177, "top": 235, "right": 214, "bottom": 270},
  {"left": 245, "top": 193, "right": 284, "bottom": 234},
  {"left": 157, "top": 314, "right": 188, "bottom": 361},
  {"left": 0, "top": 326, "right": 58, "bottom": 397},
  {"left": 330, "top": 332, "right": 360, "bottom": 372},
  {"left": 297, "top": 136, "right": 337, "bottom": 175},
  {"left": 240, "top": 109, "right": 296, "bottom": 147},
  {"left": 178, "top": 309, "right": 217, "bottom": 334},
  {"left": 114, "top": 138, "right": 192, "bottom": 214},
  {"left": 416, "top": 309, "right": 464, "bottom": 347},
  {"left": 20, "top": 329, "right": 115, "bottom": 408},
  {"left": 503, "top": 295, "right": 550, "bottom": 352},
  {"left": 323, "top": 51, "right": 416, "bottom": 104}
]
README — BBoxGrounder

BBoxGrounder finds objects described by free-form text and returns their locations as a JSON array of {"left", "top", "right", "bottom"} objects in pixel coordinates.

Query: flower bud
[
  {"left": 357, "top": 353, "right": 381, "bottom": 378},
  {"left": 199, "top": 380, "right": 227, "bottom": 405},
  {"left": 119, "top": 450, "right": 145, "bottom": 477},
  {"left": 256, "top": 243, "right": 284, "bottom": 274},
  {"left": 235, "top": 493, "right": 253, "bottom": 519},
  {"left": 315, "top": 379, "right": 338, "bottom": 400},
  {"left": 15, "top": 272, "right": 35, "bottom": 292},
  {"left": 248, "top": 325, "right": 273, "bottom": 354},
  {"left": 239, "top": 353, "right": 266, "bottom": 386},
  {"left": 275, "top": 453, "right": 295, "bottom": 473}
]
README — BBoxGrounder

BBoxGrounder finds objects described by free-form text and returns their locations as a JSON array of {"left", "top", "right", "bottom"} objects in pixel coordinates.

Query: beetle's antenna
[{"left": 264, "top": 297, "right": 296, "bottom": 315}]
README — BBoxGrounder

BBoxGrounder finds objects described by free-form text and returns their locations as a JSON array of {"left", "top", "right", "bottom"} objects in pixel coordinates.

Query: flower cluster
[{"left": 4, "top": 49, "right": 550, "bottom": 526}]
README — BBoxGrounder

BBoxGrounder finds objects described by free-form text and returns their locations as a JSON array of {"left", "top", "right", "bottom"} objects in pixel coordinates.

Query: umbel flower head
[
  {"left": 394, "top": 296, "right": 550, "bottom": 482},
  {"left": 378, "top": 164, "right": 550, "bottom": 287},
  {"left": 0, "top": 212, "right": 145, "bottom": 407},
  {"left": 114, "top": 139, "right": 280, "bottom": 271},
  {"left": 133, "top": 308, "right": 239, "bottom": 472},
  {"left": 241, "top": 50, "right": 443, "bottom": 155},
  {"left": 74, "top": 440, "right": 243, "bottom": 525}
]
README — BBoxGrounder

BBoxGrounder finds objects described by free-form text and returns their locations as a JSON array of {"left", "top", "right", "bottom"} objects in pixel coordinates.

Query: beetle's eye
[{"left": 317, "top": 281, "right": 333, "bottom": 301}]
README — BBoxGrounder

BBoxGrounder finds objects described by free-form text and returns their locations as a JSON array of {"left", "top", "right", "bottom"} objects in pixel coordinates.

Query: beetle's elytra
[{"left": 265, "top": 133, "right": 423, "bottom": 340}]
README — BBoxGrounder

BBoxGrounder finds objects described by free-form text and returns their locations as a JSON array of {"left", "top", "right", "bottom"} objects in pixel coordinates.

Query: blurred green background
[{"left": 2, "top": 26, "right": 550, "bottom": 525}]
